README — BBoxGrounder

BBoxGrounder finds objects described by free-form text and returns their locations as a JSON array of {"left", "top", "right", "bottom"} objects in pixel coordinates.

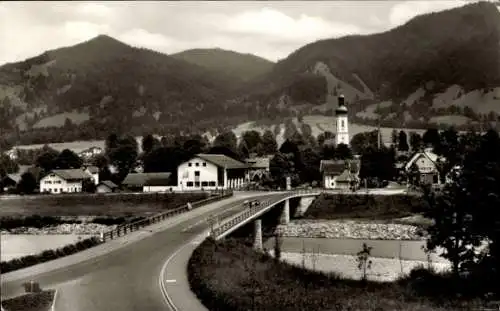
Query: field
[
  {"left": 188, "top": 238, "right": 484, "bottom": 311},
  {"left": 429, "top": 115, "right": 471, "bottom": 126},
  {"left": 33, "top": 111, "right": 90, "bottom": 129},
  {"left": 0, "top": 192, "right": 207, "bottom": 217}
]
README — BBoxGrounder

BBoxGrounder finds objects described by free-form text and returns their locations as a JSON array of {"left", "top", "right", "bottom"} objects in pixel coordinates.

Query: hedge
[
  {"left": 1, "top": 237, "right": 102, "bottom": 273},
  {"left": 187, "top": 237, "right": 485, "bottom": 311}
]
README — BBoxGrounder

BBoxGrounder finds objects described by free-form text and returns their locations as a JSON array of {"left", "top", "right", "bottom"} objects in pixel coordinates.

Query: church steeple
[{"left": 335, "top": 94, "right": 350, "bottom": 146}]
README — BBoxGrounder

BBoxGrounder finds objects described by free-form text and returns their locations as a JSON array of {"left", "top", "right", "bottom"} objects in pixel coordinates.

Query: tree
[
  {"left": 108, "top": 135, "right": 139, "bottom": 182},
  {"left": 397, "top": 130, "right": 409, "bottom": 152},
  {"left": 54, "top": 149, "right": 83, "bottom": 169},
  {"left": 241, "top": 130, "right": 262, "bottom": 154},
  {"left": 424, "top": 180, "right": 482, "bottom": 279},
  {"left": 391, "top": 129, "right": 398, "bottom": 147},
  {"left": 0, "top": 154, "right": 19, "bottom": 177},
  {"left": 17, "top": 172, "right": 37, "bottom": 194},
  {"left": 298, "top": 147, "right": 321, "bottom": 184},
  {"left": 213, "top": 131, "right": 238, "bottom": 151},
  {"left": 105, "top": 133, "right": 119, "bottom": 154},
  {"left": 409, "top": 132, "right": 423, "bottom": 152},
  {"left": 36, "top": 149, "right": 60, "bottom": 173},
  {"left": 335, "top": 144, "right": 352, "bottom": 160},
  {"left": 422, "top": 128, "right": 440, "bottom": 150},
  {"left": 237, "top": 140, "right": 250, "bottom": 159},
  {"left": 350, "top": 131, "right": 378, "bottom": 155},
  {"left": 260, "top": 130, "right": 278, "bottom": 155},
  {"left": 317, "top": 131, "right": 335, "bottom": 146},
  {"left": 269, "top": 152, "right": 298, "bottom": 189},
  {"left": 82, "top": 179, "right": 96, "bottom": 193},
  {"left": 141, "top": 134, "right": 158, "bottom": 154},
  {"left": 279, "top": 139, "right": 299, "bottom": 155},
  {"left": 359, "top": 146, "right": 396, "bottom": 183}
]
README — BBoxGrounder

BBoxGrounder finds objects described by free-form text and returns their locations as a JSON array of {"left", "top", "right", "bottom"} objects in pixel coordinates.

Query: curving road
[{"left": 1, "top": 192, "right": 285, "bottom": 311}]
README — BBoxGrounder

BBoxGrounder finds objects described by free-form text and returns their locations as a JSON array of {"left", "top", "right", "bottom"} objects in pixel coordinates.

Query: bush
[
  {"left": 1, "top": 237, "right": 102, "bottom": 273},
  {"left": 302, "top": 194, "right": 428, "bottom": 220},
  {"left": 187, "top": 237, "right": 484, "bottom": 311},
  {"left": 1, "top": 289, "right": 55, "bottom": 311}
]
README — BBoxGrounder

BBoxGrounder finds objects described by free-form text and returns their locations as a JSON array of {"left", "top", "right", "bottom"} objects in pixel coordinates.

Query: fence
[
  {"left": 101, "top": 190, "right": 233, "bottom": 242},
  {"left": 212, "top": 189, "right": 321, "bottom": 239}
]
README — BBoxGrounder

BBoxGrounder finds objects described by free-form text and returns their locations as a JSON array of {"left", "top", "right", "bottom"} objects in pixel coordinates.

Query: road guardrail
[{"left": 101, "top": 190, "right": 233, "bottom": 242}]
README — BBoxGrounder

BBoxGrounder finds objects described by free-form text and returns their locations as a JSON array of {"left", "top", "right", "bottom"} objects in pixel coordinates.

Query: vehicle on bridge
[{"left": 243, "top": 199, "right": 260, "bottom": 208}]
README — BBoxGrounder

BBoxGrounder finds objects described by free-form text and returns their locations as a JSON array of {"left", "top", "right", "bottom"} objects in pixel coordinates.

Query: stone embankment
[
  {"left": 276, "top": 219, "right": 427, "bottom": 240},
  {"left": 1, "top": 223, "right": 116, "bottom": 235}
]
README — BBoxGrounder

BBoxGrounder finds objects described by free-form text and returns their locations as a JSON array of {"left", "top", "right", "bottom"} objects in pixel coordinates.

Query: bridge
[{"left": 211, "top": 189, "right": 321, "bottom": 249}]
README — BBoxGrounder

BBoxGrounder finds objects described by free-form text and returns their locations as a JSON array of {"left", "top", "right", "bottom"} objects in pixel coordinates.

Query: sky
[{"left": 0, "top": 0, "right": 497, "bottom": 65}]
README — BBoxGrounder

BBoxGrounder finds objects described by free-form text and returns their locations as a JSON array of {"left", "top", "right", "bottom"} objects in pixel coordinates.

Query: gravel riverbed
[
  {"left": 276, "top": 219, "right": 427, "bottom": 240},
  {"left": 1, "top": 223, "right": 116, "bottom": 235}
]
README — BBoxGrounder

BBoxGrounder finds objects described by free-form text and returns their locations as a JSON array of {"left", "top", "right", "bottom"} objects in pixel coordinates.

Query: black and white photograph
[{"left": 1, "top": 0, "right": 500, "bottom": 310}]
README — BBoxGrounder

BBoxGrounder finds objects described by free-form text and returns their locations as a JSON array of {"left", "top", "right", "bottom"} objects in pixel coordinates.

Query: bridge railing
[
  {"left": 212, "top": 188, "right": 321, "bottom": 239},
  {"left": 101, "top": 190, "right": 233, "bottom": 242}
]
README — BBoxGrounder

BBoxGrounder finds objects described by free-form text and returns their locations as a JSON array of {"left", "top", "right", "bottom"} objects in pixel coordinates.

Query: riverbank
[
  {"left": 271, "top": 251, "right": 451, "bottom": 282},
  {"left": 1, "top": 223, "right": 115, "bottom": 235},
  {"left": 276, "top": 218, "right": 428, "bottom": 240}
]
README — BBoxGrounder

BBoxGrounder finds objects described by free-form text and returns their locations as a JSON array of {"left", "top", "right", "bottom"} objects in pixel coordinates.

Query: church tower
[{"left": 335, "top": 94, "right": 350, "bottom": 146}]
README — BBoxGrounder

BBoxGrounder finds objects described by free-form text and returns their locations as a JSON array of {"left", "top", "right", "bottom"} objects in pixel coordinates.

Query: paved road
[{"left": 1, "top": 192, "right": 285, "bottom": 311}]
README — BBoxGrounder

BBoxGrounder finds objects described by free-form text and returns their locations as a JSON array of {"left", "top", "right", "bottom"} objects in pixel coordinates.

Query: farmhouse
[
  {"left": 320, "top": 159, "right": 360, "bottom": 190},
  {"left": 177, "top": 153, "right": 248, "bottom": 191},
  {"left": 39, "top": 169, "right": 93, "bottom": 194},
  {"left": 121, "top": 172, "right": 173, "bottom": 192},
  {"left": 96, "top": 180, "right": 119, "bottom": 193},
  {"left": 1, "top": 174, "right": 21, "bottom": 192},
  {"left": 245, "top": 156, "right": 270, "bottom": 181},
  {"left": 405, "top": 148, "right": 442, "bottom": 185},
  {"left": 82, "top": 165, "right": 99, "bottom": 185}
]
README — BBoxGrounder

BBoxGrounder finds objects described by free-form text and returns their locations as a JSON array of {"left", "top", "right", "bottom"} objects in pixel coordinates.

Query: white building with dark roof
[
  {"left": 39, "top": 169, "right": 93, "bottom": 194},
  {"left": 319, "top": 159, "right": 360, "bottom": 190},
  {"left": 405, "top": 148, "right": 443, "bottom": 185},
  {"left": 177, "top": 153, "right": 248, "bottom": 191},
  {"left": 121, "top": 172, "right": 173, "bottom": 192}
]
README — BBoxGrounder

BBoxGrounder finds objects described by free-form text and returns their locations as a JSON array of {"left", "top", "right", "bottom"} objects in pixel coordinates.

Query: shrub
[
  {"left": 303, "top": 193, "right": 428, "bottom": 220},
  {"left": 188, "top": 237, "right": 484, "bottom": 311},
  {"left": 1, "top": 237, "right": 102, "bottom": 273}
]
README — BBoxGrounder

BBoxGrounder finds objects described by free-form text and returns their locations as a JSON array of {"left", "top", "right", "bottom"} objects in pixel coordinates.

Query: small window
[
  {"left": 202, "top": 162, "right": 206, "bottom": 167},
  {"left": 186, "top": 182, "right": 193, "bottom": 187},
  {"left": 209, "top": 181, "right": 216, "bottom": 186},
  {"left": 195, "top": 162, "right": 199, "bottom": 167},
  {"left": 201, "top": 181, "right": 208, "bottom": 187},
  {"left": 194, "top": 171, "right": 200, "bottom": 177},
  {"left": 188, "top": 163, "right": 192, "bottom": 167},
  {"left": 195, "top": 181, "right": 200, "bottom": 187}
]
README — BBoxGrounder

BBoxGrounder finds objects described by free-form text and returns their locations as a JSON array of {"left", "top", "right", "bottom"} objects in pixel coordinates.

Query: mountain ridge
[{"left": 1, "top": 1, "right": 499, "bottom": 149}]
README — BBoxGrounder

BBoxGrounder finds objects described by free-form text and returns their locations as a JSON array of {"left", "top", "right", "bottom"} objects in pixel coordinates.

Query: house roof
[
  {"left": 320, "top": 159, "right": 360, "bottom": 175},
  {"left": 246, "top": 157, "right": 270, "bottom": 169},
  {"left": 2, "top": 173, "right": 21, "bottom": 184},
  {"left": 122, "top": 172, "right": 172, "bottom": 187},
  {"left": 405, "top": 149, "right": 440, "bottom": 171},
  {"left": 336, "top": 169, "right": 357, "bottom": 183},
  {"left": 196, "top": 154, "right": 247, "bottom": 169},
  {"left": 49, "top": 169, "right": 93, "bottom": 181},
  {"left": 84, "top": 166, "right": 99, "bottom": 174},
  {"left": 98, "top": 180, "right": 118, "bottom": 189}
]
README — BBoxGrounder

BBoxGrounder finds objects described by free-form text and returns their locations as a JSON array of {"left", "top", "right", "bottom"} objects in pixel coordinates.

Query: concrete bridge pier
[
  {"left": 280, "top": 199, "right": 290, "bottom": 225},
  {"left": 253, "top": 218, "right": 263, "bottom": 251},
  {"left": 294, "top": 196, "right": 316, "bottom": 217}
]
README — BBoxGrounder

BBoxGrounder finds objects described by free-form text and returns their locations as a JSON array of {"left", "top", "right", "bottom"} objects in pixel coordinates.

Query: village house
[
  {"left": 78, "top": 147, "right": 103, "bottom": 160},
  {"left": 404, "top": 148, "right": 443, "bottom": 186},
  {"left": 177, "top": 153, "right": 248, "bottom": 191},
  {"left": 121, "top": 172, "right": 173, "bottom": 192},
  {"left": 1, "top": 173, "right": 21, "bottom": 192},
  {"left": 245, "top": 156, "right": 270, "bottom": 182},
  {"left": 82, "top": 165, "right": 99, "bottom": 185},
  {"left": 319, "top": 159, "right": 361, "bottom": 190},
  {"left": 96, "top": 180, "right": 119, "bottom": 193},
  {"left": 39, "top": 169, "right": 93, "bottom": 194}
]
